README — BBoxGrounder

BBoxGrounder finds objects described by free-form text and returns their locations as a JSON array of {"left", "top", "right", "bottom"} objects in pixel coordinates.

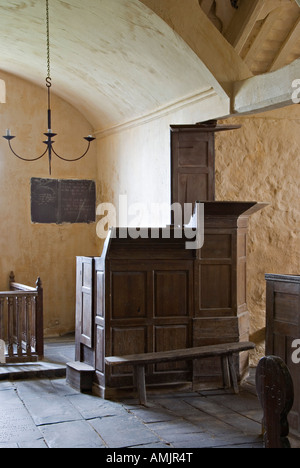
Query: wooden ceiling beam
[
  {"left": 258, "top": 0, "right": 292, "bottom": 21},
  {"left": 224, "top": 0, "right": 267, "bottom": 54},
  {"left": 270, "top": 16, "right": 300, "bottom": 71},
  {"left": 244, "top": 7, "right": 282, "bottom": 69},
  {"left": 233, "top": 58, "right": 300, "bottom": 114}
]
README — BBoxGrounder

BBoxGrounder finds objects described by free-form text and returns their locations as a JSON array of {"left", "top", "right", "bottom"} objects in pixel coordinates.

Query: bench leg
[
  {"left": 221, "top": 356, "right": 231, "bottom": 389},
  {"left": 134, "top": 365, "right": 147, "bottom": 406},
  {"left": 228, "top": 354, "right": 239, "bottom": 394}
]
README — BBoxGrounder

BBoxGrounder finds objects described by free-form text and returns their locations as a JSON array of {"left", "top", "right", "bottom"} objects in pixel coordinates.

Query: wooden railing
[{"left": 0, "top": 272, "right": 43, "bottom": 363}]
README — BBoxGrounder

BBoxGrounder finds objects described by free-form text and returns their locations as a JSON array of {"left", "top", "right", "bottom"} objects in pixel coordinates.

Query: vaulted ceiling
[
  {"left": 0, "top": 0, "right": 299, "bottom": 133},
  {"left": 200, "top": 0, "right": 300, "bottom": 75},
  {"left": 0, "top": 0, "right": 227, "bottom": 132}
]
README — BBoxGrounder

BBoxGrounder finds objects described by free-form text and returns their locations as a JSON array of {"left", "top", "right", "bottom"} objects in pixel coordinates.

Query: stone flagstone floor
[
  {"left": 0, "top": 377, "right": 264, "bottom": 449},
  {"left": 0, "top": 337, "right": 298, "bottom": 449}
]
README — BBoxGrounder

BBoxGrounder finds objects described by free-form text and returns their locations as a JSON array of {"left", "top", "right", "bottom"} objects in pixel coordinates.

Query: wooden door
[{"left": 75, "top": 257, "right": 94, "bottom": 360}]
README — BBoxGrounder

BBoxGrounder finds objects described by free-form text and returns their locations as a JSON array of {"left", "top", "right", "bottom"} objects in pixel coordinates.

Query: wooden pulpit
[{"left": 74, "top": 202, "right": 266, "bottom": 397}]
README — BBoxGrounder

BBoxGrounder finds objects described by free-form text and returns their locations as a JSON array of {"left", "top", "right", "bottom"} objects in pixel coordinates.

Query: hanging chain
[{"left": 45, "top": 0, "right": 51, "bottom": 88}]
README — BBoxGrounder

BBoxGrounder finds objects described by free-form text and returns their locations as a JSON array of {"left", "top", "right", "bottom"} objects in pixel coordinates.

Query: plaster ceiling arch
[{"left": 0, "top": 0, "right": 229, "bottom": 132}]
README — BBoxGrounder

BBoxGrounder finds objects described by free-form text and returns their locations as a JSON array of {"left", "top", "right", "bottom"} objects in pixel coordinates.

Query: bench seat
[{"left": 105, "top": 341, "right": 255, "bottom": 405}]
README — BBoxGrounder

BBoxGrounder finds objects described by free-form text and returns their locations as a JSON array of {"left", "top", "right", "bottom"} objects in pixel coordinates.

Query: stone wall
[{"left": 216, "top": 105, "right": 300, "bottom": 362}]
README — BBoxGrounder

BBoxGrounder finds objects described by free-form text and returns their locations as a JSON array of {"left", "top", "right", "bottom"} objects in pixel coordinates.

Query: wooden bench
[
  {"left": 105, "top": 341, "right": 255, "bottom": 406},
  {"left": 256, "top": 355, "right": 294, "bottom": 448}
]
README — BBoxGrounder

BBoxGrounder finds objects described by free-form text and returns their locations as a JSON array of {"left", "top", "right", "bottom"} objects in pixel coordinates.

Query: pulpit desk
[{"left": 74, "top": 202, "right": 266, "bottom": 398}]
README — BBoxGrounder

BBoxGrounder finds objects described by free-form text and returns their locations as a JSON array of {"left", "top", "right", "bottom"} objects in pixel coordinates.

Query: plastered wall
[
  {"left": 0, "top": 72, "right": 99, "bottom": 336},
  {"left": 96, "top": 91, "right": 229, "bottom": 228}
]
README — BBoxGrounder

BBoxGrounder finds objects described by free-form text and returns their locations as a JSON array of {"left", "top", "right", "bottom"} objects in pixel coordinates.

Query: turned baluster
[
  {"left": 9, "top": 271, "right": 15, "bottom": 289},
  {"left": 7, "top": 297, "right": 14, "bottom": 357},
  {"left": 15, "top": 296, "right": 23, "bottom": 357},
  {"left": 0, "top": 297, "right": 4, "bottom": 341},
  {"left": 25, "top": 296, "right": 33, "bottom": 356}
]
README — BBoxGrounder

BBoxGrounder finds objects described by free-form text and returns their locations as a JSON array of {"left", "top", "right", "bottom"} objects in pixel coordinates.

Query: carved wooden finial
[
  {"left": 36, "top": 277, "right": 42, "bottom": 290},
  {"left": 9, "top": 271, "right": 15, "bottom": 284},
  {"left": 256, "top": 355, "right": 294, "bottom": 448}
]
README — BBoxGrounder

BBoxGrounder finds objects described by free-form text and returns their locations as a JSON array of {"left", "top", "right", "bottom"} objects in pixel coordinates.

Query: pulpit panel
[
  {"left": 171, "top": 126, "right": 215, "bottom": 206},
  {"left": 111, "top": 271, "right": 147, "bottom": 319},
  {"left": 105, "top": 259, "right": 194, "bottom": 387},
  {"left": 154, "top": 270, "right": 189, "bottom": 317},
  {"left": 154, "top": 325, "right": 190, "bottom": 372}
]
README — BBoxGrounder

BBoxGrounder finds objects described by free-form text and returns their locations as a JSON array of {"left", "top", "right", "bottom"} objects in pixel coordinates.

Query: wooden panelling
[
  {"left": 266, "top": 274, "right": 300, "bottom": 435},
  {"left": 74, "top": 123, "right": 264, "bottom": 396},
  {"left": 193, "top": 317, "right": 239, "bottom": 346},
  {"left": 195, "top": 230, "right": 234, "bottom": 318},
  {"left": 95, "top": 271, "right": 104, "bottom": 318},
  {"left": 106, "top": 259, "right": 194, "bottom": 387},
  {"left": 171, "top": 126, "right": 216, "bottom": 207},
  {"left": 95, "top": 325, "right": 105, "bottom": 374},
  {"left": 111, "top": 327, "right": 148, "bottom": 376},
  {"left": 178, "top": 133, "right": 209, "bottom": 167},
  {"left": 75, "top": 257, "right": 94, "bottom": 352},
  {"left": 154, "top": 325, "right": 190, "bottom": 372},
  {"left": 193, "top": 317, "right": 240, "bottom": 385},
  {"left": 200, "top": 264, "right": 232, "bottom": 309},
  {"left": 201, "top": 233, "right": 232, "bottom": 259},
  {"left": 111, "top": 271, "right": 147, "bottom": 319},
  {"left": 177, "top": 173, "right": 209, "bottom": 207},
  {"left": 75, "top": 200, "right": 265, "bottom": 395},
  {"left": 190, "top": 202, "right": 266, "bottom": 384},
  {"left": 154, "top": 271, "right": 189, "bottom": 318}
]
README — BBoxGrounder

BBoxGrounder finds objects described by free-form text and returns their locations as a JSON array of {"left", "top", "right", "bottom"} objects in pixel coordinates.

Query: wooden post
[
  {"left": 256, "top": 355, "right": 294, "bottom": 448},
  {"left": 7, "top": 297, "right": 14, "bottom": 358},
  {"left": 0, "top": 298, "right": 4, "bottom": 342},
  {"left": 228, "top": 354, "right": 239, "bottom": 394},
  {"left": 134, "top": 365, "right": 147, "bottom": 406},
  {"left": 16, "top": 296, "right": 22, "bottom": 357},
  {"left": 221, "top": 356, "right": 230, "bottom": 389},
  {"left": 35, "top": 277, "right": 44, "bottom": 359},
  {"left": 9, "top": 271, "right": 15, "bottom": 289}
]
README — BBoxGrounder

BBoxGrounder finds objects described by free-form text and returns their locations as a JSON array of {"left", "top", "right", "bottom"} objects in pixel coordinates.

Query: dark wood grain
[
  {"left": 105, "top": 342, "right": 256, "bottom": 366},
  {"left": 256, "top": 355, "right": 294, "bottom": 448},
  {"left": 105, "top": 342, "right": 255, "bottom": 404},
  {"left": 265, "top": 274, "right": 300, "bottom": 434}
]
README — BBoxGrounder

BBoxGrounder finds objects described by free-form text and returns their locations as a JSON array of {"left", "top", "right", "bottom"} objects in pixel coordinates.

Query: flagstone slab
[
  {"left": 89, "top": 415, "right": 160, "bottom": 448},
  {"left": 40, "top": 420, "right": 106, "bottom": 448}
]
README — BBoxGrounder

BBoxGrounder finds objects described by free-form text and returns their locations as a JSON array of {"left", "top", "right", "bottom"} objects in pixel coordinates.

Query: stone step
[
  {"left": 66, "top": 361, "right": 94, "bottom": 392},
  {"left": 0, "top": 361, "right": 66, "bottom": 381}
]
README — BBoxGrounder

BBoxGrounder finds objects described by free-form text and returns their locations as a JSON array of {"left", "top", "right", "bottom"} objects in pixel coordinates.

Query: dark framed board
[{"left": 31, "top": 178, "right": 96, "bottom": 224}]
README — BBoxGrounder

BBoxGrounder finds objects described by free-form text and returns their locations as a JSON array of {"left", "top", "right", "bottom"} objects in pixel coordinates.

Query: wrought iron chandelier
[{"left": 3, "top": 0, "right": 95, "bottom": 175}]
